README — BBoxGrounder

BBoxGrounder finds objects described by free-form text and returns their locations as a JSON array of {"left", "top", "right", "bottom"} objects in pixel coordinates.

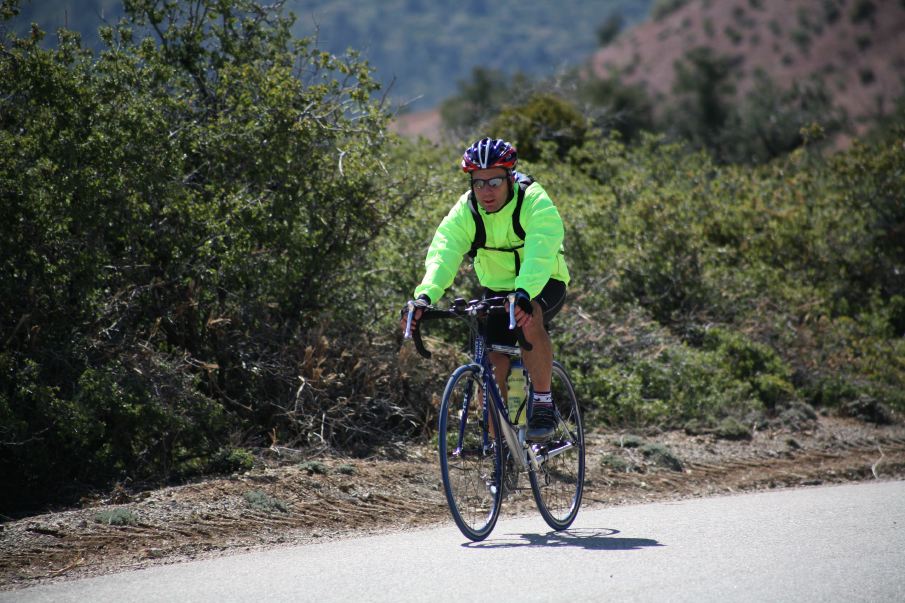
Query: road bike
[{"left": 404, "top": 295, "right": 584, "bottom": 541}]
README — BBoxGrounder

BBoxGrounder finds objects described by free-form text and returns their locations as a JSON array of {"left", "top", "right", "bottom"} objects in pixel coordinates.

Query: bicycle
[{"left": 404, "top": 294, "right": 585, "bottom": 541}]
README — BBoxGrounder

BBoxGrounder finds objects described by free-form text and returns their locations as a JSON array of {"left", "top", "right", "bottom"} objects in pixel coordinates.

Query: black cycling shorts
[{"left": 483, "top": 278, "right": 567, "bottom": 347}]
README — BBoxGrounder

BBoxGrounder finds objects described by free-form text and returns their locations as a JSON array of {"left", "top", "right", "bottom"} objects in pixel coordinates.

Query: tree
[
  {"left": 439, "top": 66, "right": 533, "bottom": 135},
  {"left": 488, "top": 93, "right": 588, "bottom": 161},
  {"left": 668, "top": 47, "right": 738, "bottom": 152},
  {"left": 596, "top": 11, "right": 625, "bottom": 47},
  {"left": 0, "top": 0, "right": 403, "bottom": 512}
]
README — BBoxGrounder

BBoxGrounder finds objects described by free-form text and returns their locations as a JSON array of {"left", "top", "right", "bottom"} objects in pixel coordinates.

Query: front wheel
[
  {"left": 438, "top": 365, "right": 503, "bottom": 541},
  {"left": 528, "top": 361, "right": 585, "bottom": 531}
]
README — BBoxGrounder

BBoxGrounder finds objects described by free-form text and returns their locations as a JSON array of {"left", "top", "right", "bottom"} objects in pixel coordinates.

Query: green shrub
[
  {"left": 0, "top": 0, "right": 406, "bottom": 513},
  {"left": 94, "top": 508, "right": 138, "bottom": 526},
  {"left": 614, "top": 434, "right": 646, "bottom": 448},
  {"left": 600, "top": 454, "right": 634, "bottom": 472},
  {"left": 243, "top": 490, "right": 288, "bottom": 513},
  {"left": 489, "top": 93, "right": 589, "bottom": 162},
  {"left": 299, "top": 460, "right": 328, "bottom": 475},
  {"left": 714, "top": 417, "right": 751, "bottom": 440},
  {"left": 208, "top": 448, "right": 256, "bottom": 474},
  {"left": 640, "top": 443, "right": 684, "bottom": 471}
]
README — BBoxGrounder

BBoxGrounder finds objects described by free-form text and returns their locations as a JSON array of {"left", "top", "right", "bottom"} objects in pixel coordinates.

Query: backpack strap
[
  {"left": 467, "top": 196, "right": 486, "bottom": 258},
  {"left": 511, "top": 173, "right": 532, "bottom": 240}
]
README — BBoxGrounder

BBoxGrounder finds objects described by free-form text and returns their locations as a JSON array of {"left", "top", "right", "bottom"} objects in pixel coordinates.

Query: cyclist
[{"left": 403, "top": 137, "right": 570, "bottom": 442}]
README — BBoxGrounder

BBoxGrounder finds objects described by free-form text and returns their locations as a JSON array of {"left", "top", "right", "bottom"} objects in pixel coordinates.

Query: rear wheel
[
  {"left": 528, "top": 361, "right": 584, "bottom": 530},
  {"left": 438, "top": 365, "right": 503, "bottom": 541}
]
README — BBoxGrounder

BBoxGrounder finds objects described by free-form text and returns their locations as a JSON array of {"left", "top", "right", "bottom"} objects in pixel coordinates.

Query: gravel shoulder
[{"left": 2, "top": 415, "right": 904, "bottom": 591}]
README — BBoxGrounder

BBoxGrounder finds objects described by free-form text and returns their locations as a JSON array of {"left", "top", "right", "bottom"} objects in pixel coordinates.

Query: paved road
[{"left": 5, "top": 480, "right": 904, "bottom": 602}]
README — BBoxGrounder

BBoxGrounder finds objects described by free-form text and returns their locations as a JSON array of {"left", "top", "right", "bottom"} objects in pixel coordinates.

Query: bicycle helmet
[{"left": 461, "top": 137, "right": 518, "bottom": 173}]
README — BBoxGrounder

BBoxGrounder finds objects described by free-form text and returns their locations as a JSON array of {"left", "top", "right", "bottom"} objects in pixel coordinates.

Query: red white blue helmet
[{"left": 461, "top": 137, "right": 518, "bottom": 173}]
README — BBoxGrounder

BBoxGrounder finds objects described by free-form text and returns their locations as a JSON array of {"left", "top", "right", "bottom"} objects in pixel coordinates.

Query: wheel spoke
[
  {"left": 439, "top": 367, "right": 503, "bottom": 541},
  {"left": 529, "top": 362, "right": 584, "bottom": 530}
]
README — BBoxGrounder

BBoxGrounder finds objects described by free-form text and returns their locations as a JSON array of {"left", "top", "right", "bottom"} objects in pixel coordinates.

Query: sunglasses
[{"left": 471, "top": 176, "right": 507, "bottom": 190}]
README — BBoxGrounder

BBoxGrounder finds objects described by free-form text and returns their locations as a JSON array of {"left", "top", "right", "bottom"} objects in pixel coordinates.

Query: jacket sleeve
[
  {"left": 414, "top": 196, "right": 474, "bottom": 303},
  {"left": 515, "top": 183, "right": 565, "bottom": 299}
]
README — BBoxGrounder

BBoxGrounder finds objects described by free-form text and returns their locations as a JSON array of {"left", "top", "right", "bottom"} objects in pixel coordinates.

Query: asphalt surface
[{"left": 5, "top": 480, "right": 904, "bottom": 602}]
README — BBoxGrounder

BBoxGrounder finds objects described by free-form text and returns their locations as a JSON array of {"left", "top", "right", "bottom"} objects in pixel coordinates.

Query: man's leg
[
  {"left": 520, "top": 300, "right": 552, "bottom": 391},
  {"left": 522, "top": 299, "right": 558, "bottom": 441},
  {"left": 488, "top": 351, "right": 511, "bottom": 401}
]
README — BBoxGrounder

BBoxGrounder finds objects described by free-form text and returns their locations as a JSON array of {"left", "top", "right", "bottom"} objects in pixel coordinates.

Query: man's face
[{"left": 471, "top": 168, "right": 510, "bottom": 213}]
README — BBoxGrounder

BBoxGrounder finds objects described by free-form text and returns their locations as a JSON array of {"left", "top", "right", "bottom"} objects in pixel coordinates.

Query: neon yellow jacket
[{"left": 414, "top": 179, "right": 570, "bottom": 303}]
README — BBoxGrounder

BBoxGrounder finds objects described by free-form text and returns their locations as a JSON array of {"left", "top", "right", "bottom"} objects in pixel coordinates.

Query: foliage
[
  {"left": 488, "top": 93, "right": 589, "bottom": 162},
  {"left": 208, "top": 447, "right": 256, "bottom": 474},
  {"left": 438, "top": 68, "right": 534, "bottom": 137},
  {"left": 243, "top": 489, "right": 288, "bottom": 513},
  {"left": 544, "top": 132, "right": 904, "bottom": 428},
  {"left": 597, "top": 11, "right": 626, "bottom": 47},
  {"left": 669, "top": 47, "right": 738, "bottom": 151},
  {"left": 0, "top": 0, "right": 410, "bottom": 513},
  {"left": 298, "top": 460, "right": 327, "bottom": 475},
  {"left": 713, "top": 417, "right": 752, "bottom": 440},
  {"left": 573, "top": 75, "right": 656, "bottom": 144},
  {"left": 93, "top": 508, "right": 139, "bottom": 525},
  {"left": 651, "top": 0, "right": 690, "bottom": 21},
  {"left": 639, "top": 442, "right": 683, "bottom": 471},
  {"left": 443, "top": 45, "right": 844, "bottom": 165}
]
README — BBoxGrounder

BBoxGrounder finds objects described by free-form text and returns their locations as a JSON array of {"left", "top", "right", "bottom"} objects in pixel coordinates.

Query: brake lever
[
  {"left": 507, "top": 293, "right": 534, "bottom": 352},
  {"left": 403, "top": 300, "right": 415, "bottom": 340},
  {"left": 403, "top": 301, "right": 432, "bottom": 358}
]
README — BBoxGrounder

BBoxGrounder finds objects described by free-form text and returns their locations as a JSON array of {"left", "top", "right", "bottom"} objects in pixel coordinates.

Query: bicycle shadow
[{"left": 463, "top": 528, "right": 663, "bottom": 551}]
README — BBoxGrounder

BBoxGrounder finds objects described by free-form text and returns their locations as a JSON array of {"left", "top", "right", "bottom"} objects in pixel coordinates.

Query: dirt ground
[{"left": 2, "top": 415, "right": 905, "bottom": 591}]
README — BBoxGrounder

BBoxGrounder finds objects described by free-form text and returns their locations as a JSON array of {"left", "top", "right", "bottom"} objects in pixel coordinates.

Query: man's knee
[{"left": 526, "top": 301, "right": 547, "bottom": 335}]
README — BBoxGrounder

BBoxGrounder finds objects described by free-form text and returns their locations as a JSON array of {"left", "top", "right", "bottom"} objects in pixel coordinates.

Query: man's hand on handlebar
[
  {"left": 508, "top": 289, "right": 535, "bottom": 329},
  {"left": 400, "top": 294, "right": 430, "bottom": 338}
]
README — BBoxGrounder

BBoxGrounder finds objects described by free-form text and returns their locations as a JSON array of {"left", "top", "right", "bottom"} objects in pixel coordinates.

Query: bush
[
  {"left": 489, "top": 93, "right": 589, "bottom": 162},
  {"left": 243, "top": 490, "right": 288, "bottom": 513},
  {"left": 600, "top": 453, "right": 635, "bottom": 472},
  {"left": 94, "top": 508, "right": 138, "bottom": 526},
  {"left": 208, "top": 448, "right": 256, "bottom": 474},
  {"left": 0, "top": 0, "right": 407, "bottom": 513},
  {"left": 640, "top": 443, "right": 684, "bottom": 471},
  {"left": 714, "top": 417, "right": 752, "bottom": 440},
  {"left": 299, "top": 460, "right": 328, "bottom": 475}
]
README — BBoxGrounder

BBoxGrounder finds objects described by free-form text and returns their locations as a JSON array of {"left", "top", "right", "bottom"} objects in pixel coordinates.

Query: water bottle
[{"left": 507, "top": 364, "right": 528, "bottom": 425}]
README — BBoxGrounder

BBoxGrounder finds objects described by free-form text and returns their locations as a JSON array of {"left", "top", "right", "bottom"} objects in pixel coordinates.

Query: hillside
[
  {"left": 7, "top": 0, "right": 653, "bottom": 110},
  {"left": 590, "top": 0, "right": 905, "bottom": 138},
  {"left": 395, "top": 0, "right": 905, "bottom": 143}
]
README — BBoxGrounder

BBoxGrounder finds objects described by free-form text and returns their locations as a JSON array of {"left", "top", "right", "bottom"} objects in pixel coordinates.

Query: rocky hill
[
  {"left": 396, "top": 0, "right": 905, "bottom": 142},
  {"left": 590, "top": 0, "right": 905, "bottom": 138}
]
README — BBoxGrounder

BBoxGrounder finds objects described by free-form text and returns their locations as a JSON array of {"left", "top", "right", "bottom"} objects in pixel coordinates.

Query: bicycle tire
[
  {"left": 528, "top": 361, "right": 585, "bottom": 531},
  {"left": 438, "top": 365, "right": 504, "bottom": 541}
]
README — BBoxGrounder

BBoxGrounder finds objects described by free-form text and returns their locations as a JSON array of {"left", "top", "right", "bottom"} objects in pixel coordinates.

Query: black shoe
[{"left": 526, "top": 405, "right": 557, "bottom": 442}]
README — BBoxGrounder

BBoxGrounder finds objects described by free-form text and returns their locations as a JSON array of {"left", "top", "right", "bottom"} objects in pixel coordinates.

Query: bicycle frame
[{"left": 467, "top": 336, "right": 578, "bottom": 477}]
